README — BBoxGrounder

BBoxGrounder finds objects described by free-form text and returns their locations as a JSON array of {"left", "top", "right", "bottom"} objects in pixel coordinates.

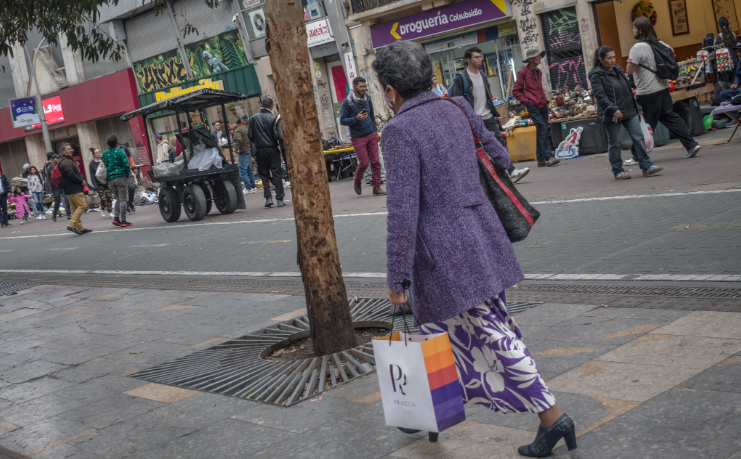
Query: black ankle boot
[{"left": 518, "top": 414, "right": 577, "bottom": 457}]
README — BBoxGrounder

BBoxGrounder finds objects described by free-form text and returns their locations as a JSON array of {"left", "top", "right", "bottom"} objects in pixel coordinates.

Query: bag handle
[
  {"left": 387, "top": 281, "right": 414, "bottom": 347},
  {"left": 441, "top": 97, "right": 535, "bottom": 228}
]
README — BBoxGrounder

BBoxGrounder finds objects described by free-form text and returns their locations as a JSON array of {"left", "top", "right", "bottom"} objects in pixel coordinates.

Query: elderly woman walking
[{"left": 375, "top": 41, "right": 576, "bottom": 457}]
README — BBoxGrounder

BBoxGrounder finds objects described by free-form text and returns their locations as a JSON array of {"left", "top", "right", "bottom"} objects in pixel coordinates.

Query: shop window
[{"left": 0, "top": 140, "right": 29, "bottom": 178}]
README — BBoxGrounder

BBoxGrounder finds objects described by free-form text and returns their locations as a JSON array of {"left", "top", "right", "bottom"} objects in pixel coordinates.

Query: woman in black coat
[{"left": 588, "top": 46, "right": 663, "bottom": 180}]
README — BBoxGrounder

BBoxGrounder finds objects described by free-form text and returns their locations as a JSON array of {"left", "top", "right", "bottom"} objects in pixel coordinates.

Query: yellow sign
[
  {"left": 314, "top": 62, "right": 321, "bottom": 70},
  {"left": 155, "top": 78, "right": 225, "bottom": 102},
  {"left": 390, "top": 22, "right": 401, "bottom": 40}
]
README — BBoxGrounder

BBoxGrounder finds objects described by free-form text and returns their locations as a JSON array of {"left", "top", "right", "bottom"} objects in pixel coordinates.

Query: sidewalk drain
[
  {"left": 131, "top": 298, "right": 541, "bottom": 406},
  {"left": 515, "top": 284, "right": 741, "bottom": 298},
  {"left": 0, "top": 283, "right": 36, "bottom": 297}
]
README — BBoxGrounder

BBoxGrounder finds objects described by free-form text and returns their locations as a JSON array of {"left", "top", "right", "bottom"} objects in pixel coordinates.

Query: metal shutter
[
  {"left": 540, "top": 7, "right": 587, "bottom": 91},
  {"left": 173, "top": 0, "right": 235, "bottom": 46},
  {"left": 125, "top": 9, "right": 180, "bottom": 62}
]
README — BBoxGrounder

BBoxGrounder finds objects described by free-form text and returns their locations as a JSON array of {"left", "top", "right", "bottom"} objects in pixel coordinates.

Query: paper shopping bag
[{"left": 372, "top": 331, "right": 466, "bottom": 433}]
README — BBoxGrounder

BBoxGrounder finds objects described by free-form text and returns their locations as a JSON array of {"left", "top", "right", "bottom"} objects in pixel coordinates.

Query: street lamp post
[{"left": 23, "top": 38, "right": 53, "bottom": 153}]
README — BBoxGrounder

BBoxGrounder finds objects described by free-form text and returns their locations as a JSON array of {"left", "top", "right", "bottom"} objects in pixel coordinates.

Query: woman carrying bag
[
  {"left": 589, "top": 45, "right": 663, "bottom": 180},
  {"left": 375, "top": 40, "right": 576, "bottom": 457}
]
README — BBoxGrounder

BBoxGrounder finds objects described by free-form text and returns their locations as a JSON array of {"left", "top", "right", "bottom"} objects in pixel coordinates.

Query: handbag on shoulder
[{"left": 443, "top": 97, "right": 539, "bottom": 242}]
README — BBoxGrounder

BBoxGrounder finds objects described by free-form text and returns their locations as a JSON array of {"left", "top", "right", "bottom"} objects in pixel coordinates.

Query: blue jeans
[
  {"left": 32, "top": 192, "right": 44, "bottom": 213},
  {"left": 237, "top": 153, "right": 256, "bottom": 190},
  {"left": 720, "top": 88, "right": 741, "bottom": 120},
  {"left": 526, "top": 104, "right": 553, "bottom": 162},
  {"left": 604, "top": 116, "right": 654, "bottom": 176}
]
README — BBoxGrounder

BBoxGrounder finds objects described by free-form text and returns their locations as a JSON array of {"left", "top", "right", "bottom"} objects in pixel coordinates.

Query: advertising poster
[
  {"left": 9, "top": 97, "right": 39, "bottom": 128},
  {"left": 134, "top": 31, "right": 250, "bottom": 93}
]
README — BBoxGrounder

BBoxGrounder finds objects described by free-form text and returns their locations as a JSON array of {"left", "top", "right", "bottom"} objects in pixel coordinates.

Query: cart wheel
[
  {"left": 202, "top": 184, "right": 213, "bottom": 215},
  {"left": 158, "top": 187, "right": 181, "bottom": 222},
  {"left": 182, "top": 184, "right": 208, "bottom": 221},
  {"left": 214, "top": 179, "right": 238, "bottom": 214}
]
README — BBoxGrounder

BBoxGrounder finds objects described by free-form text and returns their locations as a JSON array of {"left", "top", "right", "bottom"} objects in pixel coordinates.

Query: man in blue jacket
[
  {"left": 720, "top": 43, "right": 741, "bottom": 126},
  {"left": 340, "top": 77, "right": 385, "bottom": 196}
]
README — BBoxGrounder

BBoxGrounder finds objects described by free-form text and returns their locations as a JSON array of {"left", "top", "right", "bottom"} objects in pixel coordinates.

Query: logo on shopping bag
[{"left": 390, "top": 364, "right": 408, "bottom": 395}]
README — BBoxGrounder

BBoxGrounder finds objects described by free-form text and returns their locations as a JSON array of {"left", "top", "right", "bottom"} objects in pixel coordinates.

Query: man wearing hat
[
  {"left": 513, "top": 48, "right": 560, "bottom": 167},
  {"left": 48, "top": 154, "right": 71, "bottom": 221}
]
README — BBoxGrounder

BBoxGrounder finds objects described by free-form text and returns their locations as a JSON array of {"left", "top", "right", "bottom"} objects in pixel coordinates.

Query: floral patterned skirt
[{"left": 419, "top": 293, "right": 556, "bottom": 414}]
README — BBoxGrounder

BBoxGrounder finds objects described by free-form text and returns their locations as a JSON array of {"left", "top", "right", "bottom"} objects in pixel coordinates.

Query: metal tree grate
[
  {"left": 0, "top": 283, "right": 36, "bottom": 297},
  {"left": 131, "top": 298, "right": 541, "bottom": 407}
]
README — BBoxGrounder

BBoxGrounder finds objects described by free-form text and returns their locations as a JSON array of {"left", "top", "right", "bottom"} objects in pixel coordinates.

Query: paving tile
[
  {"left": 526, "top": 317, "right": 669, "bottom": 346},
  {"left": 51, "top": 380, "right": 122, "bottom": 403},
  {"left": 232, "top": 394, "right": 368, "bottom": 433},
  {"left": 124, "top": 383, "right": 199, "bottom": 404},
  {"left": 54, "top": 359, "right": 131, "bottom": 383},
  {"left": 0, "top": 420, "right": 19, "bottom": 435},
  {"left": 129, "top": 418, "right": 293, "bottom": 459},
  {"left": 512, "top": 304, "right": 599, "bottom": 327},
  {"left": 0, "top": 377, "right": 74, "bottom": 403},
  {"left": 0, "top": 360, "right": 67, "bottom": 384},
  {"left": 102, "top": 341, "right": 187, "bottom": 365},
  {"left": 528, "top": 340, "right": 618, "bottom": 379},
  {"left": 595, "top": 335, "right": 741, "bottom": 369},
  {"left": 546, "top": 361, "right": 702, "bottom": 402},
  {"left": 653, "top": 311, "right": 741, "bottom": 339},
  {"left": 580, "top": 307, "right": 692, "bottom": 322},
  {"left": 679, "top": 357, "right": 741, "bottom": 393},
  {"left": 0, "top": 394, "right": 84, "bottom": 427},
  {"left": 322, "top": 373, "right": 380, "bottom": 401},
  {"left": 0, "top": 417, "right": 93, "bottom": 453},
  {"left": 31, "top": 442, "right": 107, "bottom": 459},
  {"left": 389, "top": 422, "right": 537, "bottom": 459},
  {"left": 131, "top": 392, "right": 256, "bottom": 430},
  {"left": 58, "top": 393, "right": 164, "bottom": 429}
]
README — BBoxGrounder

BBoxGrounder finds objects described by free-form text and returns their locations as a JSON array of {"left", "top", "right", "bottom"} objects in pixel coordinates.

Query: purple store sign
[{"left": 370, "top": 0, "right": 507, "bottom": 48}]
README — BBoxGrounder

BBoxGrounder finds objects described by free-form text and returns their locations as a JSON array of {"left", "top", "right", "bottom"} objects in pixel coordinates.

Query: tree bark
[{"left": 265, "top": 0, "right": 358, "bottom": 356}]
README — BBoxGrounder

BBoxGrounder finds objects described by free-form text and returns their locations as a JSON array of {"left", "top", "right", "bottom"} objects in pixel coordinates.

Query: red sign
[{"left": 27, "top": 96, "right": 65, "bottom": 130}]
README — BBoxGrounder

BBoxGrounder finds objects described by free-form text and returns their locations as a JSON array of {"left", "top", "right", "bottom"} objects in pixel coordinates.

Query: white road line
[
  {"left": 0, "top": 269, "right": 739, "bottom": 282},
  {"left": 0, "top": 189, "right": 739, "bottom": 241}
]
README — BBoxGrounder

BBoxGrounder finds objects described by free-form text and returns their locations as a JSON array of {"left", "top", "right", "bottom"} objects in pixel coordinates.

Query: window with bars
[{"left": 540, "top": 7, "right": 587, "bottom": 90}]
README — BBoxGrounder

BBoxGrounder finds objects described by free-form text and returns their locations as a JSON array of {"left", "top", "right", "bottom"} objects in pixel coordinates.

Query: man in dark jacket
[
  {"left": 248, "top": 97, "right": 285, "bottom": 208},
  {"left": 48, "top": 154, "right": 71, "bottom": 221},
  {"left": 232, "top": 118, "right": 256, "bottom": 192},
  {"left": 58, "top": 143, "right": 92, "bottom": 235},
  {"left": 0, "top": 172, "right": 10, "bottom": 228},
  {"left": 451, "top": 47, "right": 530, "bottom": 182},
  {"left": 719, "top": 43, "right": 741, "bottom": 125},
  {"left": 340, "top": 77, "right": 385, "bottom": 196},
  {"left": 513, "top": 48, "right": 559, "bottom": 168}
]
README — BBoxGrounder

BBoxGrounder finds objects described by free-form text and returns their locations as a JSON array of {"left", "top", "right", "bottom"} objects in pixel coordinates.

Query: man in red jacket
[{"left": 513, "top": 48, "right": 560, "bottom": 167}]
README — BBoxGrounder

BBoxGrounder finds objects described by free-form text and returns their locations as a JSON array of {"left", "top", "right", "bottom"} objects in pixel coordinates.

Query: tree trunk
[{"left": 265, "top": 0, "right": 358, "bottom": 356}]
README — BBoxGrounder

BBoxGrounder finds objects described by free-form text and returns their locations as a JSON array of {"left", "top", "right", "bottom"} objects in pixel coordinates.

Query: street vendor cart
[{"left": 121, "top": 89, "right": 246, "bottom": 223}]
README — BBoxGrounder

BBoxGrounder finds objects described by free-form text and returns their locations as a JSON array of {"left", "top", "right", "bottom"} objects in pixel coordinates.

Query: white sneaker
[
  {"left": 243, "top": 188, "right": 249, "bottom": 195},
  {"left": 100, "top": 209, "right": 109, "bottom": 218},
  {"left": 624, "top": 159, "right": 638, "bottom": 166},
  {"left": 41, "top": 215, "right": 46, "bottom": 220},
  {"left": 510, "top": 167, "right": 530, "bottom": 184}
]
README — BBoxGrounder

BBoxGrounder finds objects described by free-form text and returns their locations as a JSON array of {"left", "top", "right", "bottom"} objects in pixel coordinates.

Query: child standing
[
  {"left": 8, "top": 187, "right": 33, "bottom": 224},
  {"left": 27, "top": 166, "right": 46, "bottom": 219}
]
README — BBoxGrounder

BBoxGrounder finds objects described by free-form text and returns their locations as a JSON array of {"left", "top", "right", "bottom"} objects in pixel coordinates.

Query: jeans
[
  {"left": 636, "top": 88, "right": 698, "bottom": 152},
  {"left": 483, "top": 117, "right": 515, "bottom": 174},
  {"left": 255, "top": 148, "right": 284, "bottom": 200},
  {"left": 351, "top": 132, "right": 382, "bottom": 188},
  {"left": 526, "top": 104, "right": 553, "bottom": 163},
  {"left": 26, "top": 192, "right": 39, "bottom": 216},
  {"left": 237, "top": 153, "right": 256, "bottom": 190},
  {"left": 720, "top": 88, "right": 741, "bottom": 120},
  {"left": 0, "top": 194, "right": 8, "bottom": 225},
  {"left": 53, "top": 189, "right": 71, "bottom": 217},
  {"left": 67, "top": 192, "right": 87, "bottom": 231},
  {"left": 108, "top": 176, "right": 129, "bottom": 221},
  {"left": 604, "top": 116, "right": 654, "bottom": 176},
  {"left": 364, "top": 151, "right": 386, "bottom": 184},
  {"left": 32, "top": 191, "right": 44, "bottom": 213}
]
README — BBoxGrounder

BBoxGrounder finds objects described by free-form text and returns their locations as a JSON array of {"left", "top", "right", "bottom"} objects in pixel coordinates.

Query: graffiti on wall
[
  {"left": 512, "top": 0, "right": 539, "bottom": 47},
  {"left": 542, "top": 7, "right": 588, "bottom": 90},
  {"left": 548, "top": 57, "right": 584, "bottom": 88},
  {"left": 134, "top": 31, "right": 250, "bottom": 93}
]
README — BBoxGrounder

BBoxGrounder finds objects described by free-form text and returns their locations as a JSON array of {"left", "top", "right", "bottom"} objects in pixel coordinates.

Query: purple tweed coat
[{"left": 383, "top": 91, "right": 524, "bottom": 325}]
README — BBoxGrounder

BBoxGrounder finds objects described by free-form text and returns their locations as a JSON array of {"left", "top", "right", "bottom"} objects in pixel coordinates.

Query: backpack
[
  {"left": 447, "top": 72, "right": 469, "bottom": 97},
  {"left": 638, "top": 41, "right": 679, "bottom": 80},
  {"left": 51, "top": 165, "right": 63, "bottom": 190}
]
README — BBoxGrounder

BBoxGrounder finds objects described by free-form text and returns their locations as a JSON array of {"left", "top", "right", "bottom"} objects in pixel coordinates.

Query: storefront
[
  {"left": 368, "top": 0, "right": 519, "bottom": 108},
  {"left": 0, "top": 69, "right": 145, "bottom": 180},
  {"left": 136, "top": 66, "right": 262, "bottom": 161}
]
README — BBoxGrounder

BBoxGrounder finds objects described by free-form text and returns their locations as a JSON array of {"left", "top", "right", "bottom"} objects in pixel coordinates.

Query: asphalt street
[{"left": 0, "top": 140, "right": 739, "bottom": 278}]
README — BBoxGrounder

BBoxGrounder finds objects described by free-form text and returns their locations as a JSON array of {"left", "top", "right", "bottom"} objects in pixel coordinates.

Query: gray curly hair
[{"left": 372, "top": 41, "right": 433, "bottom": 100}]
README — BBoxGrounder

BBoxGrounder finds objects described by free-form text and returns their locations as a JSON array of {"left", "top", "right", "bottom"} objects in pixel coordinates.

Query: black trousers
[
  {"left": 53, "top": 189, "right": 71, "bottom": 216},
  {"left": 635, "top": 88, "right": 698, "bottom": 152},
  {"left": 255, "top": 148, "right": 284, "bottom": 200},
  {"left": 483, "top": 117, "right": 515, "bottom": 174},
  {"left": 0, "top": 194, "right": 8, "bottom": 225}
]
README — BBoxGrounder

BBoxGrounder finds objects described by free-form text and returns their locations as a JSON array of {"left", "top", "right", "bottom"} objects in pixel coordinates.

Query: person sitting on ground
[
  {"left": 590, "top": 45, "right": 663, "bottom": 180},
  {"left": 720, "top": 43, "right": 741, "bottom": 127}
]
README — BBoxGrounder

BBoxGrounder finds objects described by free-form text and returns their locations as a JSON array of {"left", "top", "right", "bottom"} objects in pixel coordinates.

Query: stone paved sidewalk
[{"left": 0, "top": 285, "right": 740, "bottom": 458}]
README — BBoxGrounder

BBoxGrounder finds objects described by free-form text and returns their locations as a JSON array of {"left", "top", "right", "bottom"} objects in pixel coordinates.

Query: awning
[{"left": 121, "top": 89, "right": 246, "bottom": 121}]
